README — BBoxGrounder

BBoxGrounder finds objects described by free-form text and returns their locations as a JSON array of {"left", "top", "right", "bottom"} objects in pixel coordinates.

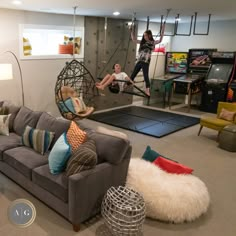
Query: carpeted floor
[{"left": 89, "top": 106, "right": 200, "bottom": 138}]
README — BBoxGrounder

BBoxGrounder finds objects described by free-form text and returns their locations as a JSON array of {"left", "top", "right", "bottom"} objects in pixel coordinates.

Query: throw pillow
[
  {"left": 0, "top": 106, "right": 9, "bottom": 115},
  {"left": 66, "top": 139, "right": 97, "bottom": 177},
  {"left": 71, "top": 97, "right": 87, "bottom": 113},
  {"left": 23, "top": 37, "right": 32, "bottom": 56},
  {"left": 153, "top": 157, "right": 193, "bottom": 174},
  {"left": 22, "top": 125, "right": 55, "bottom": 155},
  {"left": 219, "top": 108, "right": 236, "bottom": 122},
  {"left": 66, "top": 121, "right": 87, "bottom": 153},
  {"left": 142, "top": 145, "right": 159, "bottom": 162},
  {"left": 58, "top": 98, "right": 76, "bottom": 113},
  {"left": 96, "top": 126, "right": 128, "bottom": 140},
  {"left": 48, "top": 133, "right": 71, "bottom": 174},
  {"left": 0, "top": 114, "right": 11, "bottom": 136}
]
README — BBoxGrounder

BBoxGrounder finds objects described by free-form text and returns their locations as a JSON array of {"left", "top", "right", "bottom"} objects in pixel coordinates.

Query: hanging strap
[{"left": 72, "top": 6, "right": 77, "bottom": 59}]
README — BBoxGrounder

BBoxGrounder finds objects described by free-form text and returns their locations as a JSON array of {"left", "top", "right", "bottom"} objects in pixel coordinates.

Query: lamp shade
[{"left": 0, "top": 64, "right": 13, "bottom": 80}]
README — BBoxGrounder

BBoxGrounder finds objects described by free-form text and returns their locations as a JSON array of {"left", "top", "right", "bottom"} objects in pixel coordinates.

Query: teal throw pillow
[
  {"left": 48, "top": 132, "right": 71, "bottom": 174},
  {"left": 58, "top": 98, "right": 75, "bottom": 113},
  {"left": 22, "top": 125, "right": 55, "bottom": 155},
  {"left": 142, "top": 146, "right": 159, "bottom": 162}
]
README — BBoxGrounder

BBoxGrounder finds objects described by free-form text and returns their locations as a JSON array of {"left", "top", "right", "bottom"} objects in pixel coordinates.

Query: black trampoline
[{"left": 88, "top": 106, "right": 200, "bottom": 138}]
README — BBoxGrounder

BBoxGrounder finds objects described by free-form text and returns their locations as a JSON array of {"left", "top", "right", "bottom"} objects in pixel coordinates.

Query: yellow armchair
[{"left": 198, "top": 102, "right": 236, "bottom": 136}]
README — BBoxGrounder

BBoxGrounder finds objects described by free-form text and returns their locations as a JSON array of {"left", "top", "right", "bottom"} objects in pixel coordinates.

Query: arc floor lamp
[{"left": 0, "top": 51, "right": 24, "bottom": 106}]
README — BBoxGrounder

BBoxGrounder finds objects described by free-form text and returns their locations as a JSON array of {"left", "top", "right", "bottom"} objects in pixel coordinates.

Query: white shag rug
[{"left": 126, "top": 158, "right": 210, "bottom": 223}]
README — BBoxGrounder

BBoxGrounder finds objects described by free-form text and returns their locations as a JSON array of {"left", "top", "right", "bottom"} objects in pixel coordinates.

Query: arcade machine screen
[
  {"left": 188, "top": 48, "right": 217, "bottom": 74},
  {"left": 165, "top": 52, "right": 188, "bottom": 74},
  {"left": 207, "top": 64, "right": 233, "bottom": 84}
]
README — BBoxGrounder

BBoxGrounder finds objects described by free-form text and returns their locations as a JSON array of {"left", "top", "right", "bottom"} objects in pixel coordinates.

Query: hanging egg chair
[{"left": 55, "top": 59, "right": 99, "bottom": 120}]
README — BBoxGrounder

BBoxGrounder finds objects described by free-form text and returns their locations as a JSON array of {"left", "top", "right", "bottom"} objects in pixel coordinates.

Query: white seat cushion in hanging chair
[{"left": 77, "top": 107, "right": 94, "bottom": 118}]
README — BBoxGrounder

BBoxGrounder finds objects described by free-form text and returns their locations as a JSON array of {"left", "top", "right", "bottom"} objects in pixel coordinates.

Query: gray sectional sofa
[{"left": 0, "top": 104, "right": 132, "bottom": 231}]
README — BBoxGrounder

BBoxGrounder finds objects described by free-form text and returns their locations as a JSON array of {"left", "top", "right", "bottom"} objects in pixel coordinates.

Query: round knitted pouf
[
  {"left": 126, "top": 158, "right": 210, "bottom": 223},
  {"left": 101, "top": 186, "right": 146, "bottom": 235}
]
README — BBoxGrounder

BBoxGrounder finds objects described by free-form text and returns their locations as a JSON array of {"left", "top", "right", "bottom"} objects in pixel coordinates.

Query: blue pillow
[
  {"left": 48, "top": 133, "right": 71, "bottom": 174},
  {"left": 142, "top": 146, "right": 159, "bottom": 162},
  {"left": 58, "top": 98, "right": 75, "bottom": 113}
]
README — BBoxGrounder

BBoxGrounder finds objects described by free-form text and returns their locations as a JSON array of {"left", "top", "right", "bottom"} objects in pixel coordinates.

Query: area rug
[{"left": 88, "top": 106, "right": 200, "bottom": 138}]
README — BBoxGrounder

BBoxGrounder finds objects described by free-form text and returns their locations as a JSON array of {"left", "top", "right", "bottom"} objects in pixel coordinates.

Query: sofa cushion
[
  {"left": 89, "top": 132, "right": 130, "bottom": 164},
  {"left": 32, "top": 164, "right": 68, "bottom": 202},
  {"left": 36, "top": 112, "right": 70, "bottom": 148},
  {"left": 0, "top": 133, "right": 22, "bottom": 160},
  {"left": 7, "top": 105, "right": 20, "bottom": 132},
  {"left": 13, "top": 106, "right": 42, "bottom": 136},
  {"left": 3, "top": 146, "right": 48, "bottom": 179}
]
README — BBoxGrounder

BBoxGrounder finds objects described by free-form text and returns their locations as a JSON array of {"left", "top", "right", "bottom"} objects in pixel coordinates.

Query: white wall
[
  {"left": 0, "top": 8, "right": 84, "bottom": 116},
  {"left": 1, "top": 9, "right": 235, "bottom": 113},
  {"left": 171, "top": 19, "right": 236, "bottom": 51}
]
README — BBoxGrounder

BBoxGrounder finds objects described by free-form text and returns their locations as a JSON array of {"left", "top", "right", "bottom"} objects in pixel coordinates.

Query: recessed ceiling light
[
  {"left": 12, "top": 0, "right": 22, "bottom": 5},
  {"left": 113, "top": 11, "right": 120, "bottom": 16}
]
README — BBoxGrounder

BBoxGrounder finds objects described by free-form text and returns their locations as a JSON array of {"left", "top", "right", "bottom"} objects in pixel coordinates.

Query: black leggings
[{"left": 130, "top": 61, "right": 150, "bottom": 88}]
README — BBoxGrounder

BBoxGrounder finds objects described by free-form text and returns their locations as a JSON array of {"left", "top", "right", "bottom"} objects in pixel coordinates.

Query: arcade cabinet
[
  {"left": 227, "top": 57, "right": 236, "bottom": 102},
  {"left": 149, "top": 51, "right": 188, "bottom": 107},
  {"left": 200, "top": 51, "right": 235, "bottom": 113},
  {"left": 171, "top": 48, "right": 217, "bottom": 112}
]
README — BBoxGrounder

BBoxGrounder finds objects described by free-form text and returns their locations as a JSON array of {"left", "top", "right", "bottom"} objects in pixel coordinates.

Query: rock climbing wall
[{"left": 84, "top": 16, "right": 137, "bottom": 111}]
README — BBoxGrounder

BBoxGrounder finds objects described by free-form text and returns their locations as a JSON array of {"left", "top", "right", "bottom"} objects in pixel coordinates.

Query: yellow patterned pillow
[
  {"left": 66, "top": 121, "right": 87, "bottom": 152},
  {"left": 23, "top": 37, "right": 32, "bottom": 56}
]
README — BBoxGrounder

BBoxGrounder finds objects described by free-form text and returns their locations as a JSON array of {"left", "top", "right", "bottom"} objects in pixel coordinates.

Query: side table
[
  {"left": 101, "top": 186, "right": 146, "bottom": 235},
  {"left": 219, "top": 124, "right": 236, "bottom": 152}
]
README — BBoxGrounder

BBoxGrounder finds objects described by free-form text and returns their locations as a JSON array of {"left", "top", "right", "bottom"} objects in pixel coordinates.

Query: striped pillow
[
  {"left": 66, "top": 139, "right": 97, "bottom": 177},
  {"left": 22, "top": 125, "right": 55, "bottom": 155},
  {"left": 66, "top": 121, "right": 87, "bottom": 153}
]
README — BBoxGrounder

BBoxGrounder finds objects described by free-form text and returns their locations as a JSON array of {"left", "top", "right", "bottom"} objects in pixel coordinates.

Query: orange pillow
[
  {"left": 66, "top": 121, "right": 87, "bottom": 152},
  {"left": 219, "top": 108, "right": 236, "bottom": 121}
]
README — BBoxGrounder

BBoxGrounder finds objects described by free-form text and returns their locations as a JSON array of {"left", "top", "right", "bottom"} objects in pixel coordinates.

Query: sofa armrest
[
  {"left": 68, "top": 146, "right": 131, "bottom": 225},
  {"left": 68, "top": 162, "right": 112, "bottom": 224}
]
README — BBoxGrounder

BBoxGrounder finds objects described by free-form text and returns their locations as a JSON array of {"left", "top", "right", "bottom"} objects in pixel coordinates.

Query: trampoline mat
[{"left": 89, "top": 106, "right": 200, "bottom": 138}]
